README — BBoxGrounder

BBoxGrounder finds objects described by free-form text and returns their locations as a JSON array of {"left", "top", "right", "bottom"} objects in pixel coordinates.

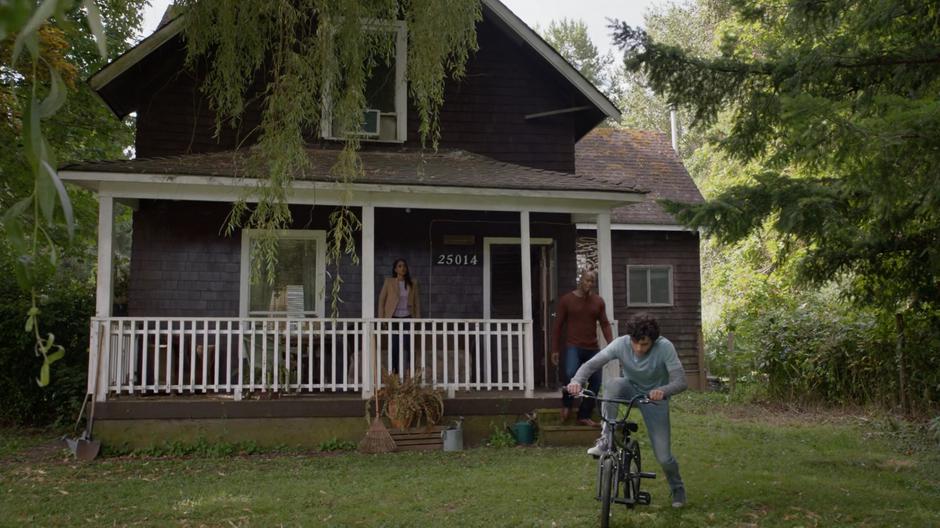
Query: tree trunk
[
  {"left": 727, "top": 330, "right": 736, "bottom": 397},
  {"left": 895, "top": 312, "right": 911, "bottom": 415}
]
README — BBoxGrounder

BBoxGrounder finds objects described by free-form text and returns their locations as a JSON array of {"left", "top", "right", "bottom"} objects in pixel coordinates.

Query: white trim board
[
  {"left": 626, "top": 264, "right": 675, "bottom": 307},
  {"left": 482, "top": 237, "right": 553, "bottom": 320},
  {"left": 577, "top": 223, "right": 693, "bottom": 232},
  {"left": 481, "top": 0, "right": 619, "bottom": 119},
  {"left": 87, "top": 1, "right": 619, "bottom": 121},
  {"left": 60, "top": 171, "right": 642, "bottom": 214},
  {"left": 89, "top": 16, "right": 184, "bottom": 93},
  {"left": 320, "top": 20, "right": 408, "bottom": 143}
]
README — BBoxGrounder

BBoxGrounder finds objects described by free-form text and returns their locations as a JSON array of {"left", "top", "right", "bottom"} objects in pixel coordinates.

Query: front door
[{"left": 484, "top": 238, "right": 554, "bottom": 388}]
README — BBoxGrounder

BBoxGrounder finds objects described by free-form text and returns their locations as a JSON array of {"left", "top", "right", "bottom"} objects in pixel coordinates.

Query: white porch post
[
  {"left": 95, "top": 194, "right": 114, "bottom": 317},
  {"left": 361, "top": 205, "right": 375, "bottom": 399},
  {"left": 93, "top": 194, "right": 114, "bottom": 401},
  {"left": 596, "top": 211, "right": 619, "bottom": 384},
  {"left": 520, "top": 211, "right": 535, "bottom": 397}
]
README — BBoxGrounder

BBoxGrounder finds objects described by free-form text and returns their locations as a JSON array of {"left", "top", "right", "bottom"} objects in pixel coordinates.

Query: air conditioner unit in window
[{"left": 361, "top": 109, "right": 381, "bottom": 136}]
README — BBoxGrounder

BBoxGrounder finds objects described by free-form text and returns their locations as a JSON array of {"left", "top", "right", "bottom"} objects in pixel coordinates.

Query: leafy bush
[
  {"left": 0, "top": 277, "right": 93, "bottom": 427},
  {"left": 104, "top": 438, "right": 266, "bottom": 457},
  {"left": 929, "top": 416, "right": 940, "bottom": 445},
  {"left": 485, "top": 422, "right": 516, "bottom": 448},
  {"left": 705, "top": 293, "right": 940, "bottom": 410},
  {"left": 317, "top": 437, "right": 356, "bottom": 452}
]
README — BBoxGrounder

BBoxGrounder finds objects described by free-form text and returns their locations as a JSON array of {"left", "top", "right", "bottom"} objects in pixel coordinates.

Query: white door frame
[{"left": 482, "top": 237, "right": 553, "bottom": 320}]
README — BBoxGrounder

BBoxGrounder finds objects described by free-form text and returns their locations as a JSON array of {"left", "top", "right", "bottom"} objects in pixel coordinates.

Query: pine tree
[{"left": 613, "top": 0, "right": 940, "bottom": 310}]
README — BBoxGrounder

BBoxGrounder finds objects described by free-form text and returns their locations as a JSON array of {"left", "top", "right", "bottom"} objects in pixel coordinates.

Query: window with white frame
[
  {"left": 321, "top": 20, "right": 407, "bottom": 142},
  {"left": 240, "top": 230, "right": 326, "bottom": 318},
  {"left": 627, "top": 265, "right": 674, "bottom": 306}
]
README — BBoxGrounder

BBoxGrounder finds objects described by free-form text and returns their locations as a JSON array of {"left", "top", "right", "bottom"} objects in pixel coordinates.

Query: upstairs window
[
  {"left": 321, "top": 21, "right": 407, "bottom": 143},
  {"left": 627, "top": 265, "right": 674, "bottom": 307}
]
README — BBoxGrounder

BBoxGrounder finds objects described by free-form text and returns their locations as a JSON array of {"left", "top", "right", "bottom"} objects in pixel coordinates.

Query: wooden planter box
[{"left": 389, "top": 426, "right": 445, "bottom": 451}]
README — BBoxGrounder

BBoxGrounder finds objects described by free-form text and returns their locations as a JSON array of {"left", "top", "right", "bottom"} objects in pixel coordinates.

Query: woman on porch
[{"left": 378, "top": 258, "right": 422, "bottom": 374}]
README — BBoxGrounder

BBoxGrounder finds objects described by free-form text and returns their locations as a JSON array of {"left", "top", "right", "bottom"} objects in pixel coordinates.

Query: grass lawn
[{"left": 1, "top": 393, "right": 937, "bottom": 527}]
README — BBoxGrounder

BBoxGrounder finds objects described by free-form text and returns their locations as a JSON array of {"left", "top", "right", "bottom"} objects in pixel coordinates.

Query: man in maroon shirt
[{"left": 551, "top": 270, "right": 613, "bottom": 426}]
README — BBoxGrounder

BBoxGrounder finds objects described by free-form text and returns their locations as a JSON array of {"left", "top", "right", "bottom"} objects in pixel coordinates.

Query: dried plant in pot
[{"left": 369, "top": 370, "right": 444, "bottom": 430}]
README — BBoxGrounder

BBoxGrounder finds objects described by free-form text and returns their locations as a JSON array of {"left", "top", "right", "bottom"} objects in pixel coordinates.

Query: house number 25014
[{"left": 436, "top": 253, "right": 479, "bottom": 266}]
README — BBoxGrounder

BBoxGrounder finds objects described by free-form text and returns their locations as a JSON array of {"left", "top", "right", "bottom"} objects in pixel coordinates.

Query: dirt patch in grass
[
  {"left": 879, "top": 458, "right": 916, "bottom": 471},
  {"left": 0, "top": 436, "right": 71, "bottom": 469}
]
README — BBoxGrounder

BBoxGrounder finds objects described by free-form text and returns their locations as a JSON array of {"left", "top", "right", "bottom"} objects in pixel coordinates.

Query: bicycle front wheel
[
  {"left": 599, "top": 455, "right": 615, "bottom": 528},
  {"left": 624, "top": 439, "right": 641, "bottom": 506}
]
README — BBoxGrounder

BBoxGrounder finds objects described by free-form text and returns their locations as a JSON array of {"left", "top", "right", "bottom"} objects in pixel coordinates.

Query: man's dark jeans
[{"left": 562, "top": 346, "right": 602, "bottom": 420}]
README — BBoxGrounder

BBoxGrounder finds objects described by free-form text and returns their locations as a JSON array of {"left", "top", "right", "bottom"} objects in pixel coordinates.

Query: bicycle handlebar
[{"left": 579, "top": 389, "right": 651, "bottom": 406}]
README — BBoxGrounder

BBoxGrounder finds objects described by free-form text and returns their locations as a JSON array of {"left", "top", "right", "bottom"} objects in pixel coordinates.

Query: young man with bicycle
[{"left": 566, "top": 313, "right": 688, "bottom": 508}]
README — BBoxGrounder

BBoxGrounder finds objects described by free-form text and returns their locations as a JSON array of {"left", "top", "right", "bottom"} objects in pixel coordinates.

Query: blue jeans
[
  {"left": 601, "top": 377, "right": 684, "bottom": 493},
  {"left": 390, "top": 318, "right": 411, "bottom": 374},
  {"left": 562, "top": 346, "right": 602, "bottom": 420}
]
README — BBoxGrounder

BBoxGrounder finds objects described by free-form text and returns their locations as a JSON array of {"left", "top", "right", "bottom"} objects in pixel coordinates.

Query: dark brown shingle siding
[
  {"left": 129, "top": 203, "right": 576, "bottom": 324},
  {"left": 125, "top": 18, "right": 587, "bottom": 173},
  {"left": 602, "top": 230, "right": 703, "bottom": 386}
]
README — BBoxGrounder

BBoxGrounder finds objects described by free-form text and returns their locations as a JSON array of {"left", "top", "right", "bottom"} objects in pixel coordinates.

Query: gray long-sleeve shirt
[{"left": 572, "top": 335, "right": 688, "bottom": 397}]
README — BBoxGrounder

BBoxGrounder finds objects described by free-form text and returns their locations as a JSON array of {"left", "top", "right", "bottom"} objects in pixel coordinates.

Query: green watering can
[{"left": 507, "top": 420, "right": 535, "bottom": 445}]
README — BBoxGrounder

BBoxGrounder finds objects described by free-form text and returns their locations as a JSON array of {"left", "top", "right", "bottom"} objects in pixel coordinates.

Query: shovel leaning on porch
[
  {"left": 64, "top": 392, "right": 101, "bottom": 461},
  {"left": 65, "top": 338, "right": 102, "bottom": 461}
]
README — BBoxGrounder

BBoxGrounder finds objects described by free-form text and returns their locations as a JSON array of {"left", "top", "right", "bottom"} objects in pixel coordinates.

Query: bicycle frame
[{"left": 581, "top": 389, "right": 656, "bottom": 517}]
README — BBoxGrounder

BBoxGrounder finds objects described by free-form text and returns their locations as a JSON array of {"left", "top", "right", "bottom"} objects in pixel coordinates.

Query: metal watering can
[
  {"left": 441, "top": 417, "right": 464, "bottom": 451},
  {"left": 507, "top": 416, "right": 536, "bottom": 445}
]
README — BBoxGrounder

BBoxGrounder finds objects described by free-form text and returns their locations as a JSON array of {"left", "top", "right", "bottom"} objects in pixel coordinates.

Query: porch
[{"left": 64, "top": 148, "right": 642, "bottom": 409}]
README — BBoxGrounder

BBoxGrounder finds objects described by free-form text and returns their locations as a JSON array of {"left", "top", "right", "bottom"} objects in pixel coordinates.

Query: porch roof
[{"left": 63, "top": 147, "right": 641, "bottom": 194}]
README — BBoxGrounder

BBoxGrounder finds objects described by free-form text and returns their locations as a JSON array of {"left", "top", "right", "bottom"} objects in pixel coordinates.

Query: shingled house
[{"left": 61, "top": 0, "right": 705, "bottom": 447}]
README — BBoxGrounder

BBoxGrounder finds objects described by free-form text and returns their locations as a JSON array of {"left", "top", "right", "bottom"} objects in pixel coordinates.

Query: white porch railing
[{"left": 88, "top": 318, "right": 533, "bottom": 401}]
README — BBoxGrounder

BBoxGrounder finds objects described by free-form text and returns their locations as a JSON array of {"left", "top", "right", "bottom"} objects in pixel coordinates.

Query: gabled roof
[
  {"left": 89, "top": 0, "right": 620, "bottom": 121},
  {"left": 576, "top": 128, "right": 704, "bottom": 226},
  {"left": 63, "top": 146, "right": 639, "bottom": 194}
]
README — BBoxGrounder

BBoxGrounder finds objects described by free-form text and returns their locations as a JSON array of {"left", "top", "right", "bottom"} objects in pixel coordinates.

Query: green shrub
[
  {"left": 929, "top": 416, "right": 940, "bottom": 445},
  {"left": 103, "top": 438, "right": 268, "bottom": 458},
  {"left": 317, "top": 437, "right": 356, "bottom": 452},
  {"left": 0, "top": 277, "right": 93, "bottom": 427},
  {"left": 485, "top": 422, "right": 516, "bottom": 448},
  {"left": 705, "top": 294, "right": 940, "bottom": 410}
]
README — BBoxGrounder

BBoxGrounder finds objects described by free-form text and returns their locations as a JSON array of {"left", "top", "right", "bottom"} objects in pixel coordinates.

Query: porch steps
[
  {"left": 536, "top": 408, "right": 600, "bottom": 447},
  {"left": 389, "top": 426, "right": 445, "bottom": 452}
]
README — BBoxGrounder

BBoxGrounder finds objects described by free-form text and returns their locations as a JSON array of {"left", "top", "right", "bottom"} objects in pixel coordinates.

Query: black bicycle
[{"left": 581, "top": 389, "right": 657, "bottom": 528}]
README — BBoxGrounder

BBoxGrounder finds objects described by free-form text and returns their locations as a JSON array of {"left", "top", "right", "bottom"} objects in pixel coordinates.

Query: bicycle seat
[{"left": 622, "top": 421, "right": 638, "bottom": 433}]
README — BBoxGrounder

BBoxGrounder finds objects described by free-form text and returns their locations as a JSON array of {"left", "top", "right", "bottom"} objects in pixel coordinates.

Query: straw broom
[{"left": 359, "top": 332, "right": 396, "bottom": 453}]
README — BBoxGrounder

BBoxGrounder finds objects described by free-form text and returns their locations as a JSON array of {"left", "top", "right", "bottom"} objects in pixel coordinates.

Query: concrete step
[
  {"left": 538, "top": 424, "right": 600, "bottom": 447},
  {"left": 536, "top": 407, "right": 565, "bottom": 426},
  {"left": 536, "top": 407, "right": 603, "bottom": 446},
  {"left": 536, "top": 407, "right": 602, "bottom": 426}
]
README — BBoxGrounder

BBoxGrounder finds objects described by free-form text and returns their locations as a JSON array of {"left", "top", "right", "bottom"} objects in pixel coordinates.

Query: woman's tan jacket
[{"left": 377, "top": 277, "right": 421, "bottom": 318}]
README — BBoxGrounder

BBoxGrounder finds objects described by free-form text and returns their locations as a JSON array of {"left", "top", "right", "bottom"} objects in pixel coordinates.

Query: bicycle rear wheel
[{"left": 599, "top": 456, "right": 615, "bottom": 527}]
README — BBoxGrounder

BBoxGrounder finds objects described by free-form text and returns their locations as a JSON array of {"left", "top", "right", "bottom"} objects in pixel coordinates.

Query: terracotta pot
[{"left": 386, "top": 400, "right": 411, "bottom": 429}]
